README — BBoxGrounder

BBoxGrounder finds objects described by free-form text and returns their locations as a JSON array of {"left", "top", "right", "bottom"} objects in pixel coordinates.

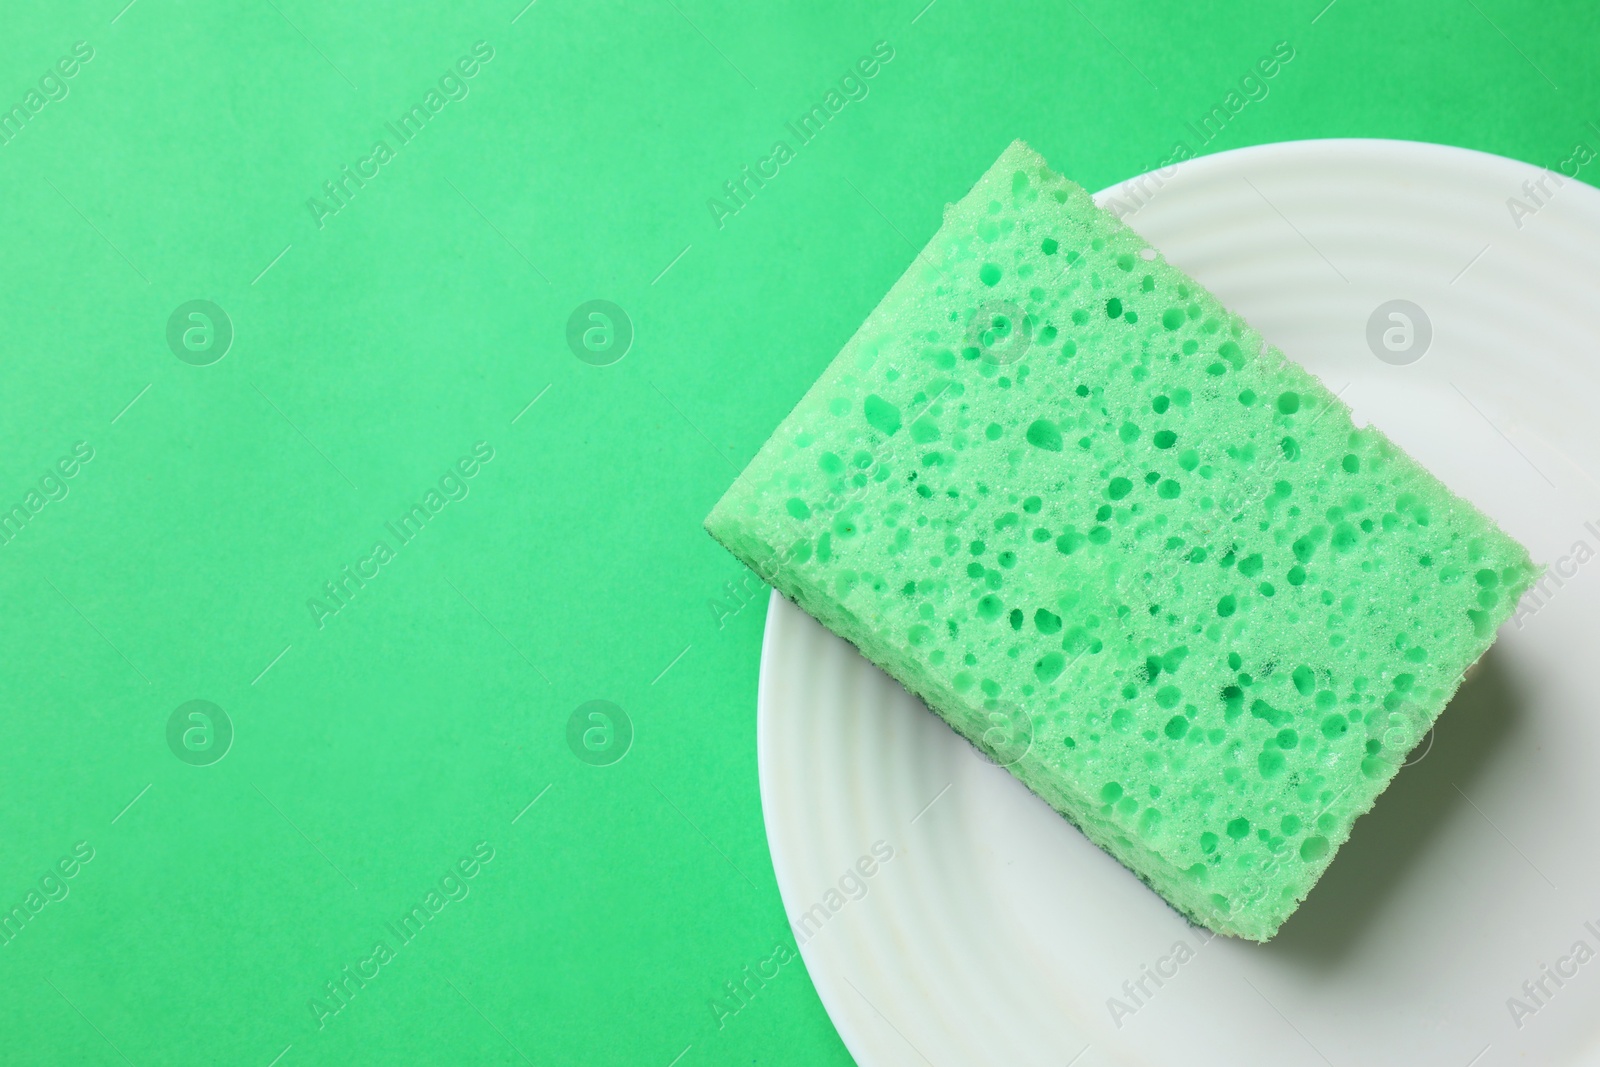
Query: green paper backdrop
[{"left": 0, "top": 0, "right": 1595, "bottom": 1062}]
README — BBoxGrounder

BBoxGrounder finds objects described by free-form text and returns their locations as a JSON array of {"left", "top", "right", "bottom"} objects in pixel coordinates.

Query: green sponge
[{"left": 704, "top": 140, "right": 1537, "bottom": 941}]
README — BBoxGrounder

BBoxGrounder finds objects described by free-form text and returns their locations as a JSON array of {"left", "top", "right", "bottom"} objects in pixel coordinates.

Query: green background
[{"left": 0, "top": 0, "right": 1595, "bottom": 1063}]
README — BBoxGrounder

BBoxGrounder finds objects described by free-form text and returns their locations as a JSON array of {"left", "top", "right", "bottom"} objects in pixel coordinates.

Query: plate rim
[{"left": 755, "top": 135, "right": 1600, "bottom": 1066}]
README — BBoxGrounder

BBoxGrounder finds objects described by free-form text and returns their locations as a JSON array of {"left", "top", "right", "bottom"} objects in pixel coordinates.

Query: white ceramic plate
[{"left": 758, "top": 139, "right": 1600, "bottom": 1067}]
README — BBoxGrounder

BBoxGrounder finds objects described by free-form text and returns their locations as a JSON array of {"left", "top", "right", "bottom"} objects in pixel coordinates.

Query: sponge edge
[{"left": 706, "top": 139, "right": 1538, "bottom": 941}]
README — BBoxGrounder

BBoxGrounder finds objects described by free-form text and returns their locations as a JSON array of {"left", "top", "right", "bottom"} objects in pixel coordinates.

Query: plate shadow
[{"left": 1264, "top": 645, "right": 1524, "bottom": 966}]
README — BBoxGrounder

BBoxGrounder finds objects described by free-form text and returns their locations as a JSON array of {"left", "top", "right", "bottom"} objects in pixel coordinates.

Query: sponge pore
[{"left": 705, "top": 140, "right": 1537, "bottom": 941}]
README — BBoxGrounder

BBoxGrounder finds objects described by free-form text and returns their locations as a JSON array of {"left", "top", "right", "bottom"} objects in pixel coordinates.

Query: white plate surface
[{"left": 758, "top": 139, "right": 1600, "bottom": 1067}]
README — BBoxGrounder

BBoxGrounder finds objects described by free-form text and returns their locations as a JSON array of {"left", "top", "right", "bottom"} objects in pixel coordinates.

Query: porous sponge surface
[{"left": 705, "top": 140, "right": 1537, "bottom": 941}]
